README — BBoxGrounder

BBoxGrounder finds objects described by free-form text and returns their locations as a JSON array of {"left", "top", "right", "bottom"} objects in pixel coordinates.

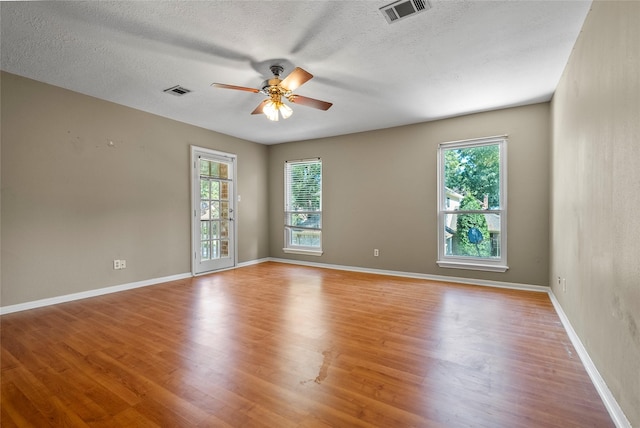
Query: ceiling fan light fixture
[
  {"left": 263, "top": 100, "right": 279, "bottom": 121},
  {"left": 263, "top": 99, "right": 292, "bottom": 121},
  {"left": 279, "top": 102, "right": 293, "bottom": 119}
]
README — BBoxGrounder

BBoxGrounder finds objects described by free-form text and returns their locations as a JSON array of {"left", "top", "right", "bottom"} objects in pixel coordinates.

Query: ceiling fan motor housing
[
  {"left": 269, "top": 65, "right": 284, "bottom": 77},
  {"left": 262, "top": 65, "right": 286, "bottom": 95}
]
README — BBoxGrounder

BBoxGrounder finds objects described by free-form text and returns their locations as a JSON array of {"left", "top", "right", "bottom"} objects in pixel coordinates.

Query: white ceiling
[{"left": 1, "top": 1, "right": 592, "bottom": 145}]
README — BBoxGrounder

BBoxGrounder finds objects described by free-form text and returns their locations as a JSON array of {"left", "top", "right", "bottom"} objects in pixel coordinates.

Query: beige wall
[
  {"left": 1, "top": 72, "right": 269, "bottom": 306},
  {"left": 551, "top": 1, "right": 639, "bottom": 425},
  {"left": 269, "top": 103, "right": 550, "bottom": 286}
]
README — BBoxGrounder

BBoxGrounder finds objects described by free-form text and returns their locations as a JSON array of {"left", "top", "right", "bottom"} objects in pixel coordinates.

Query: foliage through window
[
  {"left": 438, "top": 137, "right": 507, "bottom": 271},
  {"left": 284, "top": 158, "right": 322, "bottom": 255}
]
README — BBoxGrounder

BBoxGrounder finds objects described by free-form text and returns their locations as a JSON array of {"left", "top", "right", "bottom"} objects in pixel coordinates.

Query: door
[{"left": 192, "top": 147, "right": 236, "bottom": 274}]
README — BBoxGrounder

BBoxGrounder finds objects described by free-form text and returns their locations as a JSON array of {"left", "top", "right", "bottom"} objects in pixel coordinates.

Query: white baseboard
[
  {"left": 237, "top": 257, "right": 271, "bottom": 268},
  {"left": 267, "top": 257, "right": 548, "bottom": 293},
  {"left": 0, "top": 258, "right": 543, "bottom": 316},
  {"left": 0, "top": 258, "right": 267, "bottom": 314},
  {"left": 0, "top": 259, "right": 270, "bottom": 314},
  {"left": 548, "top": 291, "right": 631, "bottom": 428},
  {"left": 0, "top": 272, "right": 192, "bottom": 315}
]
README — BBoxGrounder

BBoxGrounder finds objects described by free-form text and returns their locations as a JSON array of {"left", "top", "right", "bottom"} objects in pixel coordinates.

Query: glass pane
[
  {"left": 200, "top": 201, "right": 210, "bottom": 220},
  {"left": 286, "top": 213, "right": 321, "bottom": 228},
  {"left": 200, "top": 180, "right": 210, "bottom": 200},
  {"left": 220, "top": 240, "right": 229, "bottom": 257},
  {"left": 200, "top": 221, "right": 210, "bottom": 240},
  {"left": 219, "top": 163, "right": 228, "bottom": 179},
  {"left": 200, "top": 241, "right": 210, "bottom": 260},
  {"left": 211, "top": 181, "right": 220, "bottom": 201},
  {"left": 200, "top": 160, "right": 210, "bottom": 177},
  {"left": 444, "top": 213, "right": 500, "bottom": 258},
  {"left": 210, "top": 201, "right": 219, "bottom": 219},
  {"left": 210, "top": 162, "right": 220, "bottom": 178},
  {"left": 220, "top": 182, "right": 229, "bottom": 201},
  {"left": 220, "top": 221, "right": 229, "bottom": 238},
  {"left": 220, "top": 202, "right": 229, "bottom": 219},
  {"left": 289, "top": 228, "right": 321, "bottom": 247},
  {"left": 211, "top": 221, "right": 220, "bottom": 239},
  {"left": 443, "top": 144, "right": 500, "bottom": 209},
  {"left": 211, "top": 240, "right": 220, "bottom": 259}
]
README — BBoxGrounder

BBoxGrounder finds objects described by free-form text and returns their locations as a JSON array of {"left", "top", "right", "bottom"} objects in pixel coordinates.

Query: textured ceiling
[{"left": 1, "top": 1, "right": 592, "bottom": 145}]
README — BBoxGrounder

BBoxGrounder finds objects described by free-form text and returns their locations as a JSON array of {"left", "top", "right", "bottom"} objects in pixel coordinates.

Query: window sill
[
  {"left": 437, "top": 260, "right": 509, "bottom": 272},
  {"left": 283, "top": 248, "right": 323, "bottom": 257}
]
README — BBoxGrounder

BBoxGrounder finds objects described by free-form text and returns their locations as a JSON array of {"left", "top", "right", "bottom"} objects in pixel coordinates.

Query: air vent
[
  {"left": 163, "top": 85, "right": 192, "bottom": 96},
  {"left": 380, "top": 0, "right": 431, "bottom": 24}
]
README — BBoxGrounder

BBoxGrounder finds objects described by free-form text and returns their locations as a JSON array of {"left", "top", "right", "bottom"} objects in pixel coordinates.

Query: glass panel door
[{"left": 192, "top": 149, "right": 235, "bottom": 274}]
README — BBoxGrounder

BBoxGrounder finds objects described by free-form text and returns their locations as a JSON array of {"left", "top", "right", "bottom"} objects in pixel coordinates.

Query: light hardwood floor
[{"left": 1, "top": 262, "right": 613, "bottom": 427}]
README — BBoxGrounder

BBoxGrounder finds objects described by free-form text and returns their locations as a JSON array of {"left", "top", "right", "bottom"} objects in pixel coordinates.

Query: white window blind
[{"left": 284, "top": 158, "right": 322, "bottom": 254}]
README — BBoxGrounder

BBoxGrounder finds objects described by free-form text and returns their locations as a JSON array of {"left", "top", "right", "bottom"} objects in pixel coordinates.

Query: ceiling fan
[{"left": 212, "top": 65, "right": 333, "bottom": 121}]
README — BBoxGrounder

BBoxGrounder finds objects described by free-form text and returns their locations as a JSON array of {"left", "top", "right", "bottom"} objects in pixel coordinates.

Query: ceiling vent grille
[
  {"left": 380, "top": 0, "right": 431, "bottom": 24},
  {"left": 163, "top": 85, "right": 192, "bottom": 96}
]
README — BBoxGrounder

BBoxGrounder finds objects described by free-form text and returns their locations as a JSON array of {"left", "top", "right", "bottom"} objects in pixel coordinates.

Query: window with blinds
[{"left": 284, "top": 158, "right": 323, "bottom": 255}]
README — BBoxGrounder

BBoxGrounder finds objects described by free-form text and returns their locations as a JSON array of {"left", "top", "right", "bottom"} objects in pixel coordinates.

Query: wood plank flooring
[{"left": 1, "top": 262, "right": 614, "bottom": 427}]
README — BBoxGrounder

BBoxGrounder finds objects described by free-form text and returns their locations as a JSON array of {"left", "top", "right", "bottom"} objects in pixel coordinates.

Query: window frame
[
  {"left": 437, "top": 136, "right": 508, "bottom": 272},
  {"left": 283, "top": 158, "right": 323, "bottom": 256}
]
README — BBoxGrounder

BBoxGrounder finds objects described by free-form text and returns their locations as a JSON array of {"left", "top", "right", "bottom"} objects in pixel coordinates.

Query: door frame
[{"left": 190, "top": 146, "right": 238, "bottom": 275}]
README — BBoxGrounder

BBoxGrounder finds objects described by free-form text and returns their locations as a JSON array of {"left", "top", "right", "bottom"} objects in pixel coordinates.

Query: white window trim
[
  {"left": 283, "top": 247, "right": 323, "bottom": 256},
  {"left": 284, "top": 158, "right": 323, "bottom": 256},
  {"left": 436, "top": 136, "right": 508, "bottom": 272}
]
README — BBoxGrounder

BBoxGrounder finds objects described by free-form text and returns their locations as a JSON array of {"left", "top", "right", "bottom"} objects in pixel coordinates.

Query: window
[
  {"left": 284, "top": 158, "right": 323, "bottom": 255},
  {"left": 437, "top": 136, "right": 507, "bottom": 272}
]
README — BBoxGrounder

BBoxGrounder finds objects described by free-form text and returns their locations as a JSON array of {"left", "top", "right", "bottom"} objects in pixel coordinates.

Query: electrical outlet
[
  {"left": 120, "top": 259, "right": 126, "bottom": 269},
  {"left": 374, "top": 249, "right": 379, "bottom": 257},
  {"left": 562, "top": 278, "right": 567, "bottom": 293},
  {"left": 113, "top": 259, "right": 121, "bottom": 270}
]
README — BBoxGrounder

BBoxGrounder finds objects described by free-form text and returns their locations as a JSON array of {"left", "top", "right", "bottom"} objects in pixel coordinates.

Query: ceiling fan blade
[
  {"left": 251, "top": 99, "right": 269, "bottom": 115},
  {"left": 288, "top": 95, "right": 333, "bottom": 111},
  {"left": 211, "top": 83, "right": 260, "bottom": 93},
  {"left": 280, "top": 67, "right": 313, "bottom": 92}
]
